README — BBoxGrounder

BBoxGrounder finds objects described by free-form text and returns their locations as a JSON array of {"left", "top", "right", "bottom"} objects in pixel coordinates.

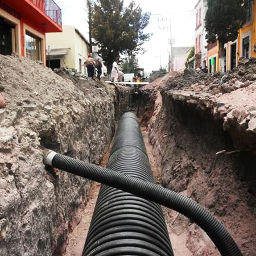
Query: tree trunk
[{"left": 88, "top": 0, "right": 93, "bottom": 53}]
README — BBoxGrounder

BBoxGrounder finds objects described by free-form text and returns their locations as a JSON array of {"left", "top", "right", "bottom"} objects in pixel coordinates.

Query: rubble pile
[
  {"left": 0, "top": 55, "right": 115, "bottom": 255},
  {"left": 158, "top": 58, "right": 256, "bottom": 150},
  {"left": 141, "top": 58, "right": 256, "bottom": 255},
  {"left": 54, "top": 67, "right": 88, "bottom": 80},
  {"left": 165, "top": 58, "right": 256, "bottom": 94}
]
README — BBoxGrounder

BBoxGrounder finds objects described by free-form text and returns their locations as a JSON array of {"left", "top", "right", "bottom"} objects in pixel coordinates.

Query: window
[
  {"left": 79, "top": 58, "right": 82, "bottom": 72},
  {"left": 199, "top": 35, "right": 201, "bottom": 52},
  {"left": 199, "top": 8, "right": 201, "bottom": 25},
  {"left": 25, "top": 32, "right": 42, "bottom": 61},
  {"left": 245, "top": 0, "right": 253, "bottom": 23}
]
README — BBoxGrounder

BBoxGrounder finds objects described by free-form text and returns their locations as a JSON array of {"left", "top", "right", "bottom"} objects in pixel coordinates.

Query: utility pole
[
  {"left": 152, "top": 14, "right": 174, "bottom": 72},
  {"left": 166, "top": 16, "right": 175, "bottom": 72}
]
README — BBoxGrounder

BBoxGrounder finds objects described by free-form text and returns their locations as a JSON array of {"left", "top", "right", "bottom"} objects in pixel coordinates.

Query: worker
[
  {"left": 111, "top": 57, "right": 119, "bottom": 82},
  {"left": 95, "top": 56, "right": 103, "bottom": 80},
  {"left": 84, "top": 53, "right": 95, "bottom": 79}
]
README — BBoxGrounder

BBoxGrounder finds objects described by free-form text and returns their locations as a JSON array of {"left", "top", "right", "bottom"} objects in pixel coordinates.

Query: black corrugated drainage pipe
[
  {"left": 82, "top": 112, "right": 173, "bottom": 256},
  {"left": 44, "top": 112, "right": 242, "bottom": 256}
]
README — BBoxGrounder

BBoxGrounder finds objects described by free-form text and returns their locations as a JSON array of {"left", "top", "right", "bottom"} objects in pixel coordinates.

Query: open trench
[
  {"left": 1, "top": 55, "right": 255, "bottom": 255},
  {"left": 62, "top": 84, "right": 256, "bottom": 256}
]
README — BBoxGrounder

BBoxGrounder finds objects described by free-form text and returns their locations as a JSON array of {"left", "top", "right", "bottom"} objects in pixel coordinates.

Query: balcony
[
  {"left": 1, "top": 0, "right": 62, "bottom": 32},
  {"left": 29, "top": 0, "right": 62, "bottom": 27}
]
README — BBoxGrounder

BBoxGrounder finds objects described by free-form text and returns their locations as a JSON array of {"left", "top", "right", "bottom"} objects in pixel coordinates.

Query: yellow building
[
  {"left": 206, "top": 0, "right": 256, "bottom": 73},
  {"left": 225, "top": 0, "right": 256, "bottom": 71},
  {"left": 46, "top": 25, "right": 90, "bottom": 74}
]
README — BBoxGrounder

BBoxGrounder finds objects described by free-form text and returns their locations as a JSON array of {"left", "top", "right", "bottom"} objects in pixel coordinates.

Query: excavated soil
[
  {"left": 143, "top": 59, "right": 256, "bottom": 255},
  {"left": 62, "top": 59, "right": 256, "bottom": 256},
  {"left": 1, "top": 54, "right": 256, "bottom": 256},
  {"left": 0, "top": 55, "right": 117, "bottom": 256},
  {"left": 148, "top": 91, "right": 256, "bottom": 255}
]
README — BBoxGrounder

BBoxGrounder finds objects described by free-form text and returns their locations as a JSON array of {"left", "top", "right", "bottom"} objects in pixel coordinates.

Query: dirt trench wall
[
  {"left": 0, "top": 56, "right": 116, "bottom": 255},
  {"left": 148, "top": 91, "right": 256, "bottom": 255}
]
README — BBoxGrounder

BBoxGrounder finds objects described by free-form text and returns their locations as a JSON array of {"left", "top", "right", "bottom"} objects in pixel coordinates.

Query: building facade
[
  {"left": 46, "top": 25, "right": 90, "bottom": 74},
  {"left": 207, "top": 41, "right": 220, "bottom": 73},
  {"left": 170, "top": 47, "right": 191, "bottom": 71},
  {"left": 194, "top": 0, "right": 255, "bottom": 73},
  {"left": 194, "top": 0, "right": 208, "bottom": 69},
  {"left": 225, "top": 0, "right": 256, "bottom": 71},
  {"left": 0, "top": 0, "right": 62, "bottom": 65}
]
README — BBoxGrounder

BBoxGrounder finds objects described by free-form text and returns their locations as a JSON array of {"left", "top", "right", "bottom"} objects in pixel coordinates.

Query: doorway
[
  {"left": 0, "top": 16, "right": 14, "bottom": 55},
  {"left": 213, "top": 57, "right": 217, "bottom": 72},
  {"left": 47, "top": 59, "right": 61, "bottom": 70},
  {"left": 224, "top": 48, "right": 227, "bottom": 72},
  {"left": 208, "top": 59, "right": 212, "bottom": 73},
  {"left": 242, "top": 36, "right": 250, "bottom": 58},
  {"left": 230, "top": 43, "right": 237, "bottom": 70}
]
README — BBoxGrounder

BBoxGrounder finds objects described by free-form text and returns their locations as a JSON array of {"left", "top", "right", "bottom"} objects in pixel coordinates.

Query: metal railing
[{"left": 29, "top": 0, "right": 62, "bottom": 26}]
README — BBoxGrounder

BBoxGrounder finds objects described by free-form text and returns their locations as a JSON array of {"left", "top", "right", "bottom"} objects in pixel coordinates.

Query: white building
[
  {"left": 46, "top": 26, "right": 90, "bottom": 74},
  {"left": 194, "top": 0, "right": 208, "bottom": 69},
  {"left": 170, "top": 47, "right": 191, "bottom": 71}
]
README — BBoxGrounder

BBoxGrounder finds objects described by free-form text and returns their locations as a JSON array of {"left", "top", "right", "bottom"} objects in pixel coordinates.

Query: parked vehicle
[{"left": 123, "top": 73, "right": 135, "bottom": 82}]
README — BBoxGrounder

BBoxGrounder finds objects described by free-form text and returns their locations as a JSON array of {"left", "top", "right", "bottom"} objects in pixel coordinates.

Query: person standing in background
[
  {"left": 111, "top": 57, "right": 119, "bottom": 82},
  {"left": 95, "top": 56, "right": 103, "bottom": 80},
  {"left": 85, "top": 53, "right": 95, "bottom": 79}
]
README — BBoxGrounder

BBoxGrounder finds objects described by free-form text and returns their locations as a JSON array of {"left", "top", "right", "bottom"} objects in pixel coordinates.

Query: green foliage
[
  {"left": 205, "top": 0, "right": 246, "bottom": 46},
  {"left": 185, "top": 47, "right": 195, "bottom": 68},
  {"left": 91, "top": 0, "right": 151, "bottom": 73},
  {"left": 159, "top": 67, "right": 167, "bottom": 74},
  {"left": 121, "top": 55, "right": 138, "bottom": 73}
]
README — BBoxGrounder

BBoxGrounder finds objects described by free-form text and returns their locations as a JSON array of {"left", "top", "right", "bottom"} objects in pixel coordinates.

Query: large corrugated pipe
[
  {"left": 44, "top": 112, "right": 242, "bottom": 256},
  {"left": 82, "top": 112, "right": 173, "bottom": 256}
]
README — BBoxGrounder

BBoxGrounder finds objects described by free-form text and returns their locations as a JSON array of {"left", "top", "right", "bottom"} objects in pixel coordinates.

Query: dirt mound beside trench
[
  {"left": 138, "top": 58, "right": 256, "bottom": 255},
  {"left": 0, "top": 55, "right": 116, "bottom": 255},
  {"left": 164, "top": 57, "right": 256, "bottom": 93}
]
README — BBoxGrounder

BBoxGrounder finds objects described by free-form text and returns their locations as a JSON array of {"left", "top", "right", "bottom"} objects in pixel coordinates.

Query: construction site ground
[{"left": 0, "top": 55, "right": 255, "bottom": 255}]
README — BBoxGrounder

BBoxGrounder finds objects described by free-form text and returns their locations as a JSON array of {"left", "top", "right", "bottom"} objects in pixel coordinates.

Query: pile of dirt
[
  {"left": 164, "top": 57, "right": 256, "bottom": 94},
  {"left": 0, "top": 55, "right": 116, "bottom": 255},
  {"left": 149, "top": 70, "right": 168, "bottom": 82},
  {"left": 148, "top": 91, "right": 256, "bottom": 255},
  {"left": 138, "top": 58, "right": 256, "bottom": 255}
]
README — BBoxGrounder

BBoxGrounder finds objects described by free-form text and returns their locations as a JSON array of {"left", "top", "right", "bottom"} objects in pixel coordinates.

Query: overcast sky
[
  {"left": 125, "top": 0, "right": 197, "bottom": 72},
  {"left": 54, "top": 0, "right": 197, "bottom": 73}
]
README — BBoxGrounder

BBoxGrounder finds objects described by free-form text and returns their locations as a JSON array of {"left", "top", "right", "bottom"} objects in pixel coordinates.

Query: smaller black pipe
[{"left": 44, "top": 151, "right": 242, "bottom": 256}]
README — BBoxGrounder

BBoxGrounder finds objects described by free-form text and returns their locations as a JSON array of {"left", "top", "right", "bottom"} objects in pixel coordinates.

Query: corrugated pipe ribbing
[
  {"left": 44, "top": 112, "right": 242, "bottom": 256},
  {"left": 83, "top": 112, "right": 174, "bottom": 255}
]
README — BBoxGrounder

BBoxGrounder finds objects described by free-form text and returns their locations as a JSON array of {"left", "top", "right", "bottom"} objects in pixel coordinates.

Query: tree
[
  {"left": 205, "top": 0, "right": 246, "bottom": 55},
  {"left": 88, "top": 0, "right": 93, "bottom": 52},
  {"left": 121, "top": 55, "right": 138, "bottom": 73},
  {"left": 91, "top": 0, "right": 150, "bottom": 73},
  {"left": 185, "top": 47, "right": 195, "bottom": 68}
]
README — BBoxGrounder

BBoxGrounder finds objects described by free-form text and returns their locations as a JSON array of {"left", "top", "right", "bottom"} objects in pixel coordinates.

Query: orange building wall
[
  {"left": 226, "top": 1, "right": 256, "bottom": 71},
  {"left": 207, "top": 41, "right": 220, "bottom": 72}
]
